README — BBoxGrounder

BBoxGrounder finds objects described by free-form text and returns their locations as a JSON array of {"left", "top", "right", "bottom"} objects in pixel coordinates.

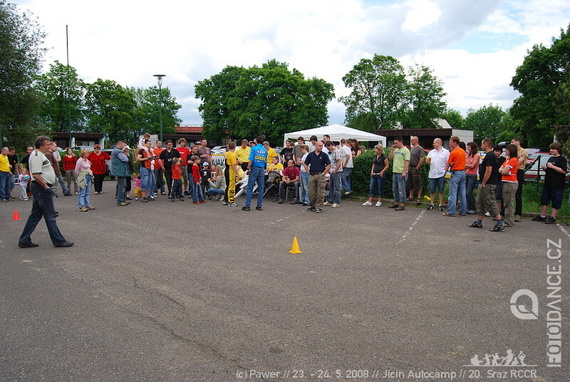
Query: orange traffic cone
[
  {"left": 289, "top": 237, "right": 302, "bottom": 254},
  {"left": 12, "top": 209, "right": 20, "bottom": 221}
]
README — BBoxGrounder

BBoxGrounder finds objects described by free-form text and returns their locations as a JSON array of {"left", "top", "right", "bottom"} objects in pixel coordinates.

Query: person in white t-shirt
[
  {"left": 426, "top": 138, "right": 450, "bottom": 211},
  {"left": 340, "top": 139, "right": 353, "bottom": 195}
]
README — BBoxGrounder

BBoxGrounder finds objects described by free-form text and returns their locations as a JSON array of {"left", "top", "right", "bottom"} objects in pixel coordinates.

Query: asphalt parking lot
[{"left": 1, "top": 182, "right": 568, "bottom": 381}]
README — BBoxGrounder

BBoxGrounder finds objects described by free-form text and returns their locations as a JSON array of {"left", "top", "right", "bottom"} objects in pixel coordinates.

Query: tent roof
[{"left": 283, "top": 124, "right": 386, "bottom": 146}]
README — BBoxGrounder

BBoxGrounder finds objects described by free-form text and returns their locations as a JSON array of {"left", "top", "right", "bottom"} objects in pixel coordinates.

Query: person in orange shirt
[
  {"left": 444, "top": 136, "right": 467, "bottom": 216},
  {"left": 153, "top": 140, "right": 165, "bottom": 195},
  {"left": 499, "top": 144, "right": 519, "bottom": 227}
]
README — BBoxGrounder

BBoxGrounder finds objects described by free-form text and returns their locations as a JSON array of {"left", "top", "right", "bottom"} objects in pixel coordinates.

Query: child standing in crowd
[
  {"left": 134, "top": 176, "right": 142, "bottom": 201},
  {"left": 170, "top": 157, "right": 183, "bottom": 201},
  {"left": 18, "top": 167, "right": 31, "bottom": 201},
  {"left": 191, "top": 155, "right": 205, "bottom": 204},
  {"left": 200, "top": 162, "right": 212, "bottom": 199}
]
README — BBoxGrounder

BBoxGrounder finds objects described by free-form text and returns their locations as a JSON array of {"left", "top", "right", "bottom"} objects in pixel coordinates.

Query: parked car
[{"left": 72, "top": 146, "right": 94, "bottom": 152}]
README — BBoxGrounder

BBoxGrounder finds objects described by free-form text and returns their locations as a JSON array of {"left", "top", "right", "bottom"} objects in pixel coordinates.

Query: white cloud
[{"left": 13, "top": 0, "right": 570, "bottom": 126}]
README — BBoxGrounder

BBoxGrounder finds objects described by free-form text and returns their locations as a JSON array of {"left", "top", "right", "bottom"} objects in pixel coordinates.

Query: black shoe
[
  {"left": 531, "top": 215, "right": 547, "bottom": 222},
  {"left": 305, "top": 207, "right": 316, "bottom": 212},
  {"left": 278, "top": 199, "right": 284, "bottom": 204},
  {"left": 427, "top": 204, "right": 434, "bottom": 210},
  {"left": 256, "top": 206, "right": 262, "bottom": 210},
  {"left": 184, "top": 191, "right": 190, "bottom": 195},
  {"left": 388, "top": 204, "right": 399, "bottom": 208},
  {"left": 291, "top": 199, "right": 299, "bottom": 204},
  {"left": 18, "top": 242, "right": 39, "bottom": 248},
  {"left": 55, "top": 241, "right": 74, "bottom": 247},
  {"left": 545, "top": 217, "right": 556, "bottom": 224},
  {"left": 302, "top": 203, "right": 308, "bottom": 206},
  {"left": 469, "top": 221, "right": 483, "bottom": 228},
  {"left": 490, "top": 225, "right": 504, "bottom": 232},
  {"left": 438, "top": 205, "right": 444, "bottom": 211},
  {"left": 315, "top": 208, "right": 322, "bottom": 213},
  {"left": 242, "top": 206, "right": 250, "bottom": 211}
]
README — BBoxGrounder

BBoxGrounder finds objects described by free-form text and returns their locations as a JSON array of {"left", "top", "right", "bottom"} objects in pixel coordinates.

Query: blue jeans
[
  {"left": 327, "top": 172, "right": 342, "bottom": 204},
  {"left": 342, "top": 167, "right": 353, "bottom": 192},
  {"left": 448, "top": 170, "right": 467, "bottom": 215},
  {"left": 0, "top": 171, "right": 10, "bottom": 200},
  {"left": 300, "top": 172, "right": 310, "bottom": 204},
  {"left": 140, "top": 167, "right": 154, "bottom": 192},
  {"left": 78, "top": 174, "right": 92, "bottom": 208},
  {"left": 116, "top": 177, "right": 127, "bottom": 203},
  {"left": 392, "top": 173, "right": 407, "bottom": 204},
  {"left": 19, "top": 183, "right": 67, "bottom": 246},
  {"left": 368, "top": 174, "right": 385, "bottom": 198},
  {"left": 465, "top": 174, "right": 477, "bottom": 211},
  {"left": 245, "top": 166, "right": 265, "bottom": 207},
  {"left": 191, "top": 181, "right": 204, "bottom": 202}
]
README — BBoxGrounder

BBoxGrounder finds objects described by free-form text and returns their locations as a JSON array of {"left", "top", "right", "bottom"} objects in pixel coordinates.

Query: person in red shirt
[
  {"left": 278, "top": 159, "right": 300, "bottom": 204},
  {"left": 176, "top": 138, "right": 191, "bottom": 195},
  {"left": 444, "top": 136, "right": 467, "bottom": 216},
  {"left": 169, "top": 157, "right": 183, "bottom": 201},
  {"left": 62, "top": 147, "right": 78, "bottom": 195},
  {"left": 87, "top": 144, "right": 110, "bottom": 194},
  {"left": 190, "top": 155, "right": 205, "bottom": 203}
]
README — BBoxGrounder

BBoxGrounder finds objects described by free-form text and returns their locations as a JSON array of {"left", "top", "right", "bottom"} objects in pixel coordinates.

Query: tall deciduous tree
[
  {"left": 400, "top": 64, "right": 447, "bottom": 129},
  {"left": 196, "top": 60, "right": 334, "bottom": 144},
  {"left": 510, "top": 24, "right": 570, "bottom": 148},
  {"left": 463, "top": 104, "right": 508, "bottom": 141},
  {"left": 34, "top": 61, "right": 86, "bottom": 134},
  {"left": 441, "top": 108, "right": 464, "bottom": 129},
  {"left": 84, "top": 79, "right": 137, "bottom": 145},
  {"left": 131, "top": 86, "right": 182, "bottom": 137},
  {"left": 340, "top": 54, "right": 407, "bottom": 131},
  {"left": 0, "top": 0, "right": 46, "bottom": 147}
]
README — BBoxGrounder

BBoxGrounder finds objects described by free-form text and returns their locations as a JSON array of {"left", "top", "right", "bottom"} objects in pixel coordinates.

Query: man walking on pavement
[{"left": 18, "top": 136, "right": 74, "bottom": 248}]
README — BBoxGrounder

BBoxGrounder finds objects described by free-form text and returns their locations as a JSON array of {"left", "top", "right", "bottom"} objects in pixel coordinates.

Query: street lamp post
[{"left": 153, "top": 74, "right": 166, "bottom": 142}]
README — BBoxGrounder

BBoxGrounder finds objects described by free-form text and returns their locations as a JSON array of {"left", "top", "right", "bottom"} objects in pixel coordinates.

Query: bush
[{"left": 352, "top": 148, "right": 430, "bottom": 198}]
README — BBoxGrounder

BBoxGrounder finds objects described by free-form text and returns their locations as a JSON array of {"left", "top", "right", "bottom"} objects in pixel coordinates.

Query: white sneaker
[
  {"left": 331, "top": 203, "right": 339, "bottom": 208},
  {"left": 485, "top": 212, "right": 491, "bottom": 217},
  {"left": 375, "top": 201, "right": 382, "bottom": 207},
  {"left": 362, "top": 201, "right": 372, "bottom": 206},
  {"left": 323, "top": 201, "right": 332, "bottom": 206}
]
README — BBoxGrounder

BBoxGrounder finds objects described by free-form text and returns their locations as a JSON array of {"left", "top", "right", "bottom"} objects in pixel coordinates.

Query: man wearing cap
[
  {"left": 111, "top": 140, "right": 131, "bottom": 207},
  {"left": 18, "top": 136, "right": 73, "bottom": 248}
]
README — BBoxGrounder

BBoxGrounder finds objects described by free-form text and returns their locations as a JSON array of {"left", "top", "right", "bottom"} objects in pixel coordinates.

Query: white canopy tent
[{"left": 283, "top": 124, "right": 386, "bottom": 147}]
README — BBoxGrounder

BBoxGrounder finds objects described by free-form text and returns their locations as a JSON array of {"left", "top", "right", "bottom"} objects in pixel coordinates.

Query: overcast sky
[{"left": 14, "top": 0, "right": 570, "bottom": 126}]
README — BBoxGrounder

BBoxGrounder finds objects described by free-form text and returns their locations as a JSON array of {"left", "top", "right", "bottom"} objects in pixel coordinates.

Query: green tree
[
  {"left": 84, "top": 79, "right": 137, "bottom": 145},
  {"left": 34, "top": 61, "right": 86, "bottom": 134},
  {"left": 0, "top": 1, "right": 46, "bottom": 147},
  {"left": 340, "top": 54, "right": 407, "bottom": 130},
  {"left": 441, "top": 108, "right": 464, "bottom": 129},
  {"left": 400, "top": 64, "right": 447, "bottom": 129},
  {"left": 510, "top": 24, "right": 570, "bottom": 148},
  {"left": 196, "top": 60, "right": 334, "bottom": 144},
  {"left": 131, "top": 86, "right": 182, "bottom": 137},
  {"left": 463, "top": 104, "right": 508, "bottom": 141}
]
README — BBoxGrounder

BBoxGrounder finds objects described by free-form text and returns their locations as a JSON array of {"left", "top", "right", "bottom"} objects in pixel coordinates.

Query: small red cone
[{"left": 12, "top": 210, "right": 20, "bottom": 221}]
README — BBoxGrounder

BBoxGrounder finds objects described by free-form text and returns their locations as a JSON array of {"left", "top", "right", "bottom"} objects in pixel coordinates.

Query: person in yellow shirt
[
  {"left": 224, "top": 141, "right": 239, "bottom": 207},
  {"left": 0, "top": 147, "right": 13, "bottom": 201},
  {"left": 264, "top": 141, "right": 276, "bottom": 164},
  {"left": 267, "top": 156, "right": 284, "bottom": 173},
  {"left": 235, "top": 139, "right": 250, "bottom": 171}
]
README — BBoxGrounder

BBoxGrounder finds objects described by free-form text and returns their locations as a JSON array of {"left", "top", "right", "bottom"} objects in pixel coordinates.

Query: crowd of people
[{"left": 3, "top": 133, "right": 568, "bottom": 248}]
